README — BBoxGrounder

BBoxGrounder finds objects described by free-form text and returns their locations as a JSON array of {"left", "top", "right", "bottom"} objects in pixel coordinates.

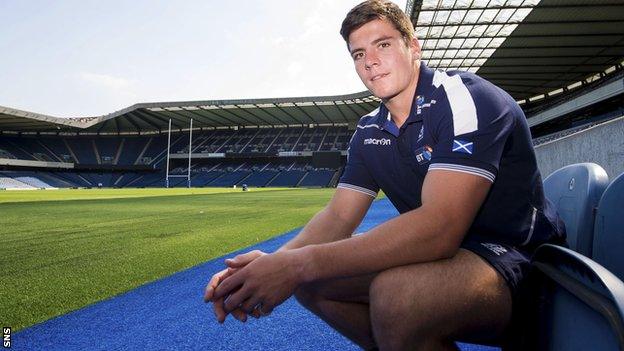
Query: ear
[{"left": 409, "top": 37, "right": 421, "bottom": 61}]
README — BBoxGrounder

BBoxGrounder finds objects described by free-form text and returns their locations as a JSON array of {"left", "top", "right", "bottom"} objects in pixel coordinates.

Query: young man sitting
[{"left": 205, "top": 1, "right": 566, "bottom": 350}]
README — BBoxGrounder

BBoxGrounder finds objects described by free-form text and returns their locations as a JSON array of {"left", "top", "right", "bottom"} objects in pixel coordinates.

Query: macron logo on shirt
[{"left": 364, "top": 138, "right": 391, "bottom": 146}]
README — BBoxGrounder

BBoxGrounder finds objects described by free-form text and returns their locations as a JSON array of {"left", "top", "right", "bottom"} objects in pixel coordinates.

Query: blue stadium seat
[
  {"left": 543, "top": 163, "right": 609, "bottom": 256},
  {"left": 592, "top": 172, "right": 624, "bottom": 280},
  {"left": 530, "top": 244, "right": 624, "bottom": 350}
]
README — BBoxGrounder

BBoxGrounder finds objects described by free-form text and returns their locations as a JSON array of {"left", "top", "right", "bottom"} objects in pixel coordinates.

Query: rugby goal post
[{"left": 165, "top": 118, "right": 193, "bottom": 188}]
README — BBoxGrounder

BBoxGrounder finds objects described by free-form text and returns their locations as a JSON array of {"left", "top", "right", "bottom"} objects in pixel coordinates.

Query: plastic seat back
[
  {"left": 593, "top": 172, "right": 624, "bottom": 280},
  {"left": 531, "top": 244, "right": 624, "bottom": 351},
  {"left": 543, "top": 163, "right": 608, "bottom": 256}
]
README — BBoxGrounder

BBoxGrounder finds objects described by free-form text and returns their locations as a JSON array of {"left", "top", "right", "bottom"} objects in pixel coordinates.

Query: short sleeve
[
  {"left": 337, "top": 128, "right": 379, "bottom": 197},
  {"left": 426, "top": 73, "right": 515, "bottom": 183}
]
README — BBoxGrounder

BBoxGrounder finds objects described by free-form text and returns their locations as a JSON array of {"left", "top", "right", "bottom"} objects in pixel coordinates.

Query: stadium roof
[
  {"left": 408, "top": 0, "right": 624, "bottom": 103},
  {"left": 0, "top": 92, "right": 380, "bottom": 134},
  {"left": 1, "top": 0, "right": 622, "bottom": 134}
]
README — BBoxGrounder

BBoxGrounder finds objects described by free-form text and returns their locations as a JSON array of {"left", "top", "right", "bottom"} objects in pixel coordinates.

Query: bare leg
[
  {"left": 369, "top": 249, "right": 512, "bottom": 351},
  {"left": 295, "top": 249, "right": 512, "bottom": 351},
  {"left": 295, "top": 274, "right": 376, "bottom": 349}
]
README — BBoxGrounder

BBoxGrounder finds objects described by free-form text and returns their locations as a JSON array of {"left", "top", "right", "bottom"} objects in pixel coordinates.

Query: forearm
[
  {"left": 278, "top": 206, "right": 359, "bottom": 252},
  {"left": 298, "top": 206, "right": 462, "bottom": 282}
]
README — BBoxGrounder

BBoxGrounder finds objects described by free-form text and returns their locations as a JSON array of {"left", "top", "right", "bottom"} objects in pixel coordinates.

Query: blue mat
[{"left": 14, "top": 198, "right": 499, "bottom": 350}]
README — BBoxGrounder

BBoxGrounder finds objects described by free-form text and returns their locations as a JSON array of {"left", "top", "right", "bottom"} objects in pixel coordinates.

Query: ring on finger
[{"left": 254, "top": 302, "right": 266, "bottom": 316}]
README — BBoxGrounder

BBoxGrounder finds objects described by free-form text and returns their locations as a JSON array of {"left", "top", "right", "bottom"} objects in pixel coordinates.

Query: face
[{"left": 348, "top": 18, "right": 420, "bottom": 102}]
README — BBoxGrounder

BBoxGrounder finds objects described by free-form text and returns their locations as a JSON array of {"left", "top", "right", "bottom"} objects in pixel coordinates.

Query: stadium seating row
[
  {"left": 0, "top": 177, "right": 37, "bottom": 190},
  {"left": 0, "top": 167, "right": 338, "bottom": 189},
  {"left": 0, "top": 126, "right": 352, "bottom": 167},
  {"left": 521, "top": 163, "right": 624, "bottom": 350}
]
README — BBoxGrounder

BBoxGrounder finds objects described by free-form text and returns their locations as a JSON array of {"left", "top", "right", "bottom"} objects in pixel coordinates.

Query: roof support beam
[
  {"left": 360, "top": 101, "right": 379, "bottom": 111},
  {"left": 162, "top": 109, "right": 195, "bottom": 129},
  {"left": 273, "top": 104, "right": 307, "bottom": 125},
  {"left": 342, "top": 101, "right": 367, "bottom": 117},
  {"left": 181, "top": 107, "right": 226, "bottom": 127},
  {"left": 309, "top": 101, "right": 335, "bottom": 124},
  {"left": 328, "top": 101, "right": 351, "bottom": 124},
  {"left": 96, "top": 119, "right": 111, "bottom": 134},
  {"left": 130, "top": 111, "right": 162, "bottom": 132},
  {"left": 252, "top": 104, "right": 290, "bottom": 125},
  {"left": 215, "top": 106, "right": 257, "bottom": 126},
  {"left": 138, "top": 109, "right": 185, "bottom": 130},
  {"left": 234, "top": 105, "right": 275, "bottom": 126},
  {"left": 124, "top": 114, "right": 142, "bottom": 134},
  {"left": 114, "top": 116, "right": 121, "bottom": 135},
  {"left": 292, "top": 103, "right": 317, "bottom": 124},
  {"left": 197, "top": 106, "right": 239, "bottom": 126}
]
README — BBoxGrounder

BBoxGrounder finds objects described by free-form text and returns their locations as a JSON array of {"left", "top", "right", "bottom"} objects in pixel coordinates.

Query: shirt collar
[{"left": 374, "top": 62, "right": 435, "bottom": 135}]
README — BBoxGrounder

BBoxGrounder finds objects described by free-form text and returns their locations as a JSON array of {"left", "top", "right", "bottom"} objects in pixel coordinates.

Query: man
[{"left": 204, "top": 1, "right": 566, "bottom": 350}]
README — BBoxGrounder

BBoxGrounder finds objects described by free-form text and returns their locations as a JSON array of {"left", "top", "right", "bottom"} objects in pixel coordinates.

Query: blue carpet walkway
[{"left": 14, "top": 198, "right": 499, "bottom": 350}]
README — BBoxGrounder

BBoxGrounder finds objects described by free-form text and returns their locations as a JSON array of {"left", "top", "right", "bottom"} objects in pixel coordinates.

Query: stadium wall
[{"left": 534, "top": 115, "right": 624, "bottom": 178}]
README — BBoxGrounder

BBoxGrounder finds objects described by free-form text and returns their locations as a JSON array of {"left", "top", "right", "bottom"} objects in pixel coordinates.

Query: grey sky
[{"left": 0, "top": 0, "right": 380, "bottom": 118}]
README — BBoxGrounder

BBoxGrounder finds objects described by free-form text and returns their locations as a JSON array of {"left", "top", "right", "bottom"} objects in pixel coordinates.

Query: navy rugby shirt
[{"left": 338, "top": 63, "right": 565, "bottom": 250}]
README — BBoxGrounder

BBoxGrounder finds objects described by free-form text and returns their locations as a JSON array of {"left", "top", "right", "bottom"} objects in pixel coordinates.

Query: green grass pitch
[{"left": 0, "top": 187, "right": 334, "bottom": 331}]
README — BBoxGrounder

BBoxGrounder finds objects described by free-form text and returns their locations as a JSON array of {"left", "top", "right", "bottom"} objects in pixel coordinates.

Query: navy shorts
[{"left": 460, "top": 236, "right": 531, "bottom": 296}]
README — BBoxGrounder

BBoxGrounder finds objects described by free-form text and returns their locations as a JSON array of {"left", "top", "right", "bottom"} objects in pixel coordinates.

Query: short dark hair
[{"left": 340, "top": 0, "right": 415, "bottom": 48}]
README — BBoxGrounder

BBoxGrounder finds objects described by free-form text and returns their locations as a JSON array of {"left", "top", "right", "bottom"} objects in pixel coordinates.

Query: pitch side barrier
[{"left": 534, "top": 115, "right": 624, "bottom": 179}]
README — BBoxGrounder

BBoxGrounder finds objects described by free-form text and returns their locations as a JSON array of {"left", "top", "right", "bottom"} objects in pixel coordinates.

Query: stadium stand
[
  {"left": 267, "top": 169, "right": 306, "bottom": 187},
  {"left": 592, "top": 172, "right": 624, "bottom": 281},
  {"left": 0, "top": 177, "right": 36, "bottom": 190},
  {"left": 95, "top": 137, "right": 120, "bottom": 164},
  {"left": 14, "top": 176, "right": 54, "bottom": 189},
  {"left": 209, "top": 170, "right": 251, "bottom": 187},
  {"left": 117, "top": 137, "right": 149, "bottom": 165},
  {"left": 0, "top": 171, "right": 70, "bottom": 188},
  {"left": 0, "top": 148, "right": 16, "bottom": 159},
  {"left": 239, "top": 170, "right": 278, "bottom": 187},
  {"left": 65, "top": 138, "right": 97, "bottom": 164},
  {"left": 298, "top": 169, "right": 336, "bottom": 187},
  {"left": 190, "top": 171, "right": 222, "bottom": 187},
  {"left": 39, "top": 137, "right": 74, "bottom": 162},
  {"left": 0, "top": 137, "right": 35, "bottom": 160},
  {"left": 543, "top": 163, "right": 609, "bottom": 256}
]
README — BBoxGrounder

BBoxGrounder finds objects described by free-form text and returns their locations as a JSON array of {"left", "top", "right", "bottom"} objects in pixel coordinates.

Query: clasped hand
[{"left": 203, "top": 249, "right": 302, "bottom": 323}]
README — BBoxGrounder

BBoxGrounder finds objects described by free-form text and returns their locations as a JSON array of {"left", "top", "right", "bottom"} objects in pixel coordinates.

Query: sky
[{"left": 0, "top": 0, "right": 385, "bottom": 118}]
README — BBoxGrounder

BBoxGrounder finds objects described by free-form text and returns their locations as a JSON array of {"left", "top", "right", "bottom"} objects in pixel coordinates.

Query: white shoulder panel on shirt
[{"left": 432, "top": 70, "right": 478, "bottom": 136}]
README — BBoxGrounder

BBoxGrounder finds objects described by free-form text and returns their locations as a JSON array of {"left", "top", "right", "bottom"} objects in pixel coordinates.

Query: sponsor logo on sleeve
[{"left": 415, "top": 145, "right": 433, "bottom": 165}]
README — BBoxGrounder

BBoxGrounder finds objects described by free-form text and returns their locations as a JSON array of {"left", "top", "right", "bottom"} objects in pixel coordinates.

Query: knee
[
  {"left": 369, "top": 268, "right": 410, "bottom": 326},
  {"left": 369, "top": 268, "right": 438, "bottom": 349},
  {"left": 294, "top": 283, "right": 320, "bottom": 310}
]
